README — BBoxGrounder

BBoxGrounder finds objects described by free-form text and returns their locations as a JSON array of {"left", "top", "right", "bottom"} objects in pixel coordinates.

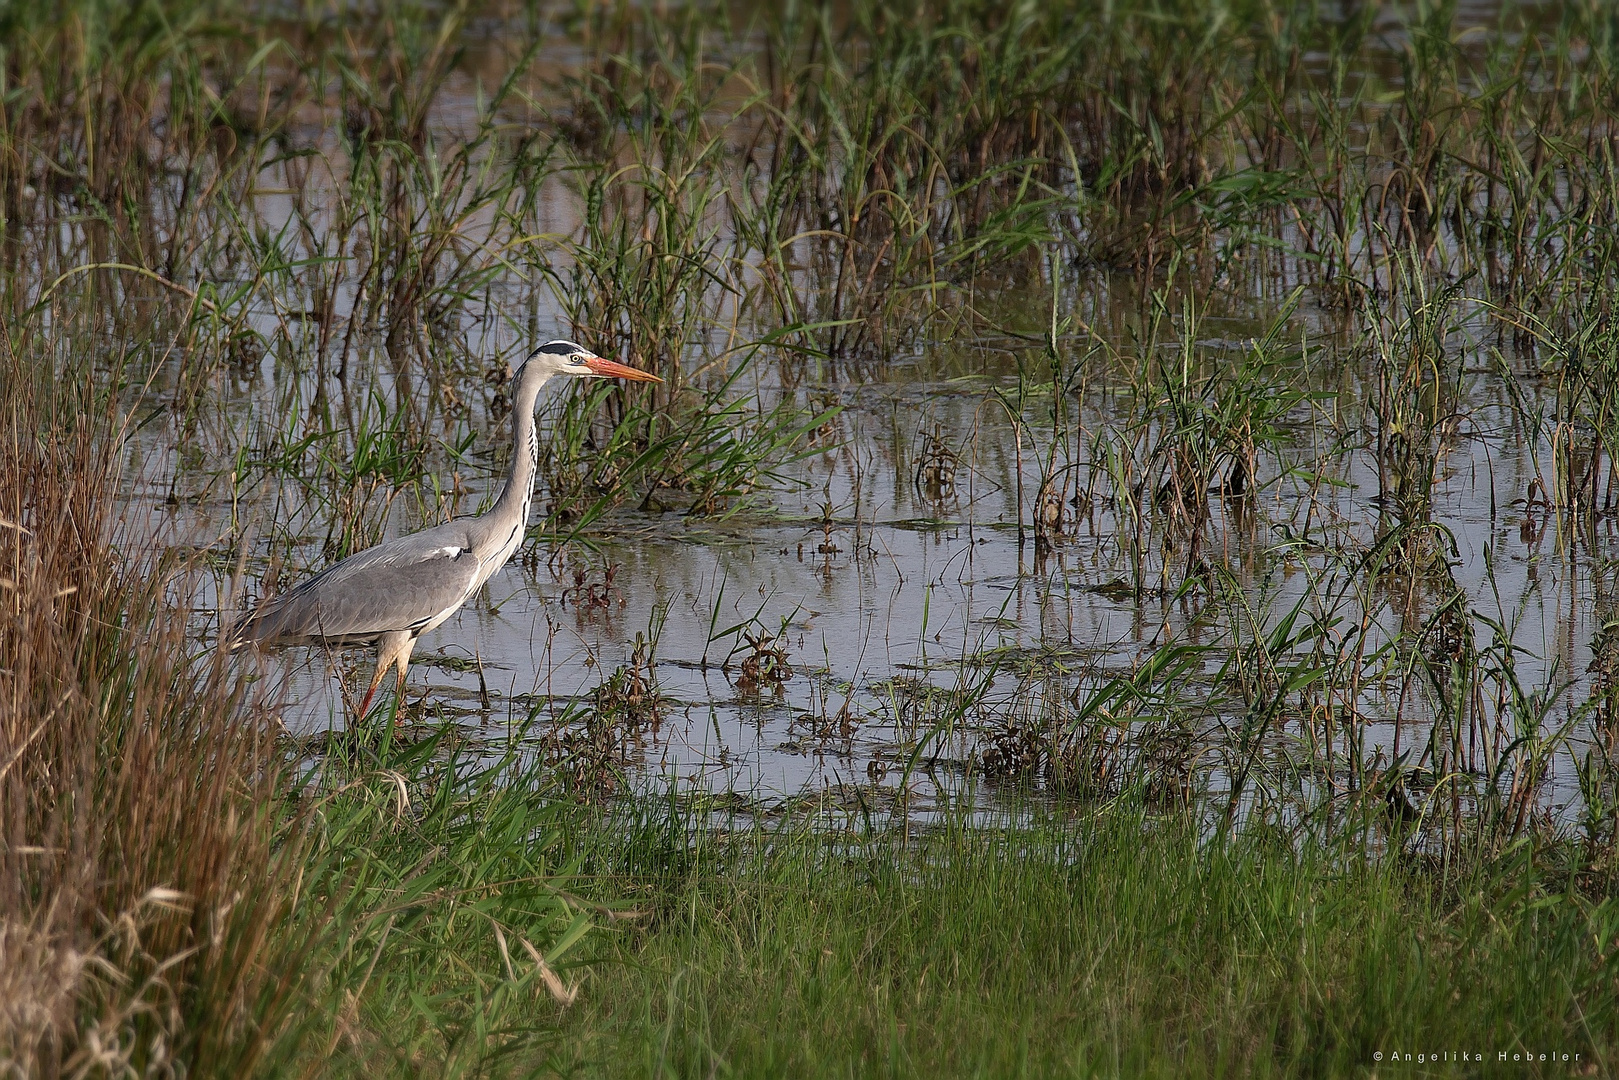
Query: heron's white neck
[{"left": 487, "top": 374, "right": 548, "bottom": 540}]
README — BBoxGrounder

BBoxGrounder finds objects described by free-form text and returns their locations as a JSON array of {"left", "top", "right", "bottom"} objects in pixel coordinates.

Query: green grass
[{"left": 489, "top": 797, "right": 1616, "bottom": 1078}]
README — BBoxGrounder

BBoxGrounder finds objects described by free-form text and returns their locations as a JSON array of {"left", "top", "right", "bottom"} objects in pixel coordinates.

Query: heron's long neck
[{"left": 488, "top": 381, "right": 544, "bottom": 539}]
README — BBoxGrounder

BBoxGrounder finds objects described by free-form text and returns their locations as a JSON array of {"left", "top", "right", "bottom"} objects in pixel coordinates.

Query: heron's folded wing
[{"left": 239, "top": 539, "right": 483, "bottom": 644}]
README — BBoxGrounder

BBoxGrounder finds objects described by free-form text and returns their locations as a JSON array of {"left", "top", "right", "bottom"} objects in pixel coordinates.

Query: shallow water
[
  {"left": 116, "top": 279, "right": 1604, "bottom": 822},
  {"left": 79, "top": 3, "right": 1613, "bottom": 828}
]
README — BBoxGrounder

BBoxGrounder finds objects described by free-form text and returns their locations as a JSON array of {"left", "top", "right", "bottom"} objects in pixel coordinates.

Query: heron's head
[{"left": 519, "top": 340, "right": 662, "bottom": 384}]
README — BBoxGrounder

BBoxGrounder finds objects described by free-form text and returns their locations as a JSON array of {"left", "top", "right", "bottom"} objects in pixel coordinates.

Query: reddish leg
[{"left": 357, "top": 669, "right": 386, "bottom": 718}]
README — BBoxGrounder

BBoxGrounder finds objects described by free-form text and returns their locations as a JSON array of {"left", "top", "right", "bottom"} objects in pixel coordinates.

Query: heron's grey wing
[{"left": 238, "top": 527, "right": 482, "bottom": 645}]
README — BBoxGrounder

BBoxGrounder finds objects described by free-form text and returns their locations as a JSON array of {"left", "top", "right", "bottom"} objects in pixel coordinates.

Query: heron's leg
[
  {"left": 357, "top": 667, "right": 387, "bottom": 719},
  {"left": 394, "top": 636, "right": 418, "bottom": 701},
  {"left": 384, "top": 634, "right": 419, "bottom": 741}
]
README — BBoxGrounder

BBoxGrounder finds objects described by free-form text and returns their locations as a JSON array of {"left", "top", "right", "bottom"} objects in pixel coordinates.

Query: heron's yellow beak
[{"left": 582, "top": 356, "right": 662, "bottom": 382}]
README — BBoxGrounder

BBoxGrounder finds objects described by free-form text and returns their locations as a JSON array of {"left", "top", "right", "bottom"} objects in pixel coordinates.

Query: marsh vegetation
[{"left": 6, "top": 0, "right": 1619, "bottom": 1074}]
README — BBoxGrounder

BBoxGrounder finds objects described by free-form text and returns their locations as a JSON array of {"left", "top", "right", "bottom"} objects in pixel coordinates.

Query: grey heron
[{"left": 232, "top": 341, "right": 661, "bottom": 718}]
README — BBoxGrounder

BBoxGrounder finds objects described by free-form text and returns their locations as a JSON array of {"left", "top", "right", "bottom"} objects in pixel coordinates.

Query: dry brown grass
[{"left": 0, "top": 362, "right": 317, "bottom": 1077}]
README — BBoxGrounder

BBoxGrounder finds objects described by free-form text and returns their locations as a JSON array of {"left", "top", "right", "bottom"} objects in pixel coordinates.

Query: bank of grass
[
  {"left": 0, "top": 365, "right": 595, "bottom": 1075},
  {"left": 502, "top": 798, "right": 1618, "bottom": 1078}
]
